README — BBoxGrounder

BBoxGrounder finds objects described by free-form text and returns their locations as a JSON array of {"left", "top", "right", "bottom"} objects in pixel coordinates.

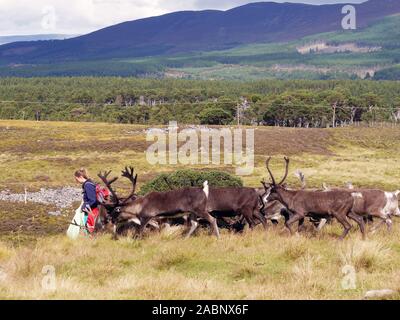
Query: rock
[
  {"left": 0, "top": 187, "right": 82, "bottom": 209},
  {"left": 364, "top": 289, "right": 396, "bottom": 300}
]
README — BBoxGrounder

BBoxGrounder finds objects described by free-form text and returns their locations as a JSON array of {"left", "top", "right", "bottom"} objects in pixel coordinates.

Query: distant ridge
[
  {"left": 0, "top": 34, "right": 77, "bottom": 46},
  {"left": 0, "top": 0, "right": 399, "bottom": 64}
]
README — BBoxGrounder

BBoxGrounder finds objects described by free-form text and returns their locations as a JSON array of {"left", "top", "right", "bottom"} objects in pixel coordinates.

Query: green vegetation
[
  {"left": 301, "top": 15, "right": 400, "bottom": 48},
  {"left": 374, "top": 64, "right": 400, "bottom": 80},
  {"left": 139, "top": 170, "right": 243, "bottom": 195},
  {"left": 1, "top": 78, "right": 399, "bottom": 127}
]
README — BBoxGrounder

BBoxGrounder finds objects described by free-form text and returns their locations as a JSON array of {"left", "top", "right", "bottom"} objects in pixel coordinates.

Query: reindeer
[
  {"left": 98, "top": 167, "right": 220, "bottom": 239},
  {"left": 321, "top": 181, "right": 400, "bottom": 233},
  {"left": 288, "top": 170, "right": 400, "bottom": 235},
  {"left": 259, "top": 198, "right": 290, "bottom": 225},
  {"left": 350, "top": 190, "right": 400, "bottom": 233},
  {"left": 204, "top": 182, "right": 268, "bottom": 231},
  {"left": 259, "top": 170, "right": 330, "bottom": 232},
  {"left": 157, "top": 177, "right": 268, "bottom": 232},
  {"left": 261, "top": 157, "right": 364, "bottom": 240}
]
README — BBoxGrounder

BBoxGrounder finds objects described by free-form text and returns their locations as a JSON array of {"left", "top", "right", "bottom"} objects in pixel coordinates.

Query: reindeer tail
[{"left": 203, "top": 181, "right": 209, "bottom": 198}]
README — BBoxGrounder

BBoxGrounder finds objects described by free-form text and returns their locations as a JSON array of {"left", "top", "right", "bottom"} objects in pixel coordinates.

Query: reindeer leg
[
  {"left": 185, "top": 214, "right": 199, "bottom": 238},
  {"left": 200, "top": 212, "right": 220, "bottom": 238},
  {"left": 212, "top": 216, "right": 220, "bottom": 238},
  {"left": 370, "top": 211, "right": 390, "bottom": 234},
  {"left": 233, "top": 216, "right": 246, "bottom": 233},
  {"left": 285, "top": 212, "right": 304, "bottom": 236},
  {"left": 370, "top": 218, "right": 385, "bottom": 234},
  {"left": 385, "top": 218, "right": 393, "bottom": 232},
  {"left": 254, "top": 211, "right": 268, "bottom": 231},
  {"left": 332, "top": 213, "right": 352, "bottom": 240},
  {"left": 297, "top": 218, "right": 305, "bottom": 233},
  {"left": 348, "top": 212, "right": 366, "bottom": 240},
  {"left": 137, "top": 216, "right": 151, "bottom": 239},
  {"left": 112, "top": 223, "right": 119, "bottom": 240},
  {"left": 317, "top": 218, "right": 328, "bottom": 232},
  {"left": 242, "top": 208, "right": 257, "bottom": 230}
]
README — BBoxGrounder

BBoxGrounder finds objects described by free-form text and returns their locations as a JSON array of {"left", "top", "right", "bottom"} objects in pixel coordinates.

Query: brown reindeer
[
  {"left": 261, "top": 157, "right": 363, "bottom": 240},
  {"left": 98, "top": 167, "right": 220, "bottom": 239},
  {"left": 260, "top": 171, "right": 331, "bottom": 231},
  {"left": 329, "top": 187, "right": 399, "bottom": 233},
  {"left": 204, "top": 182, "right": 268, "bottom": 230},
  {"left": 292, "top": 171, "right": 400, "bottom": 235},
  {"left": 157, "top": 177, "right": 268, "bottom": 232},
  {"left": 319, "top": 180, "right": 400, "bottom": 233}
]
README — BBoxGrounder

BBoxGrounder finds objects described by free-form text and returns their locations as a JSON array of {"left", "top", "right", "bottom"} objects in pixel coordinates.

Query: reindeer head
[
  {"left": 97, "top": 166, "right": 139, "bottom": 224},
  {"left": 261, "top": 157, "right": 290, "bottom": 201}
]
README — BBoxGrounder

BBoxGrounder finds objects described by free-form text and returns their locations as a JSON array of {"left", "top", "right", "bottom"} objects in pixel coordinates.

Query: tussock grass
[
  {"left": 338, "top": 240, "right": 393, "bottom": 273},
  {"left": 0, "top": 223, "right": 399, "bottom": 300}
]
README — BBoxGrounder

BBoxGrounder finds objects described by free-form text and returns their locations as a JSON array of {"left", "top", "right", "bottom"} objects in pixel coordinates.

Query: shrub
[{"left": 139, "top": 169, "right": 243, "bottom": 195}]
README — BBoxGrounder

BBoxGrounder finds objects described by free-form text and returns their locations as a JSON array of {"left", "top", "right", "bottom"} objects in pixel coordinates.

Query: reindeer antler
[
  {"left": 98, "top": 170, "right": 120, "bottom": 204},
  {"left": 278, "top": 157, "right": 290, "bottom": 185},
  {"left": 121, "top": 166, "right": 138, "bottom": 201},
  {"left": 260, "top": 178, "right": 269, "bottom": 190},
  {"left": 265, "top": 157, "right": 277, "bottom": 186}
]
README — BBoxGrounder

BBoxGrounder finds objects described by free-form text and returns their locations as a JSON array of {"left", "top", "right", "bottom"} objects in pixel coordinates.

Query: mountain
[
  {"left": 163, "top": 14, "right": 400, "bottom": 81},
  {"left": 0, "top": 34, "right": 77, "bottom": 46},
  {"left": 0, "top": 0, "right": 399, "bottom": 64}
]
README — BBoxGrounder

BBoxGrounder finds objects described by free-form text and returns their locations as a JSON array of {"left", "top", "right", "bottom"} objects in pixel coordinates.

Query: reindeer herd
[{"left": 95, "top": 158, "right": 400, "bottom": 240}]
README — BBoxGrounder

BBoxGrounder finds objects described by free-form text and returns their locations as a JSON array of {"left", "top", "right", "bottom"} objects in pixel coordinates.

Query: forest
[{"left": 0, "top": 77, "right": 399, "bottom": 128}]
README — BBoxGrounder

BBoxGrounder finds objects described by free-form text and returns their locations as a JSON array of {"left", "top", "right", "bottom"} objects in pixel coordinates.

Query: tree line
[{"left": 0, "top": 77, "right": 399, "bottom": 127}]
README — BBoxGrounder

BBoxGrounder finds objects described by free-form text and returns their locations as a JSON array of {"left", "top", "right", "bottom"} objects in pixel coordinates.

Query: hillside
[
  {"left": 0, "top": 0, "right": 399, "bottom": 65},
  {"left": 164, "top": 14, "right": 400, "bottom": 80},
  {"left": 0, "top": 1, "right": 399, "bottom": 79},
  {"left": 0, "top": 13, "right": 399, "bottom": 79}
]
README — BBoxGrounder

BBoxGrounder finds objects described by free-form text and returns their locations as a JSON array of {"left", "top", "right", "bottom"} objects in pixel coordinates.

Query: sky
[{"left": 0, "top": 0, "right": 367, "bottom": 36}]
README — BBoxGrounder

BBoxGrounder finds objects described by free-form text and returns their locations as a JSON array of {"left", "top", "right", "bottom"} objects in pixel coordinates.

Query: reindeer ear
[{"left": 260, "top": 179, "right": 268, "bottom": 190}]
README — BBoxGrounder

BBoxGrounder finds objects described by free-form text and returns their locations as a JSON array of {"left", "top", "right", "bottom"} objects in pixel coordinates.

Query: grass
[
  {"left": 0, "top": 227, "right": 399, "bottom": 299},
  {"left": 1, "top": 120, "right": 400, "bottom": 299}
]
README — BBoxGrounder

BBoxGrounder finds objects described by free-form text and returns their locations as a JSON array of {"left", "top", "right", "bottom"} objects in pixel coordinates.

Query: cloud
[
  {"left": 0, "top": 0, "right": 167, "bottom": 35},
  {"left": 0, "top": 0, "right": 367, "bottom": 36}
]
